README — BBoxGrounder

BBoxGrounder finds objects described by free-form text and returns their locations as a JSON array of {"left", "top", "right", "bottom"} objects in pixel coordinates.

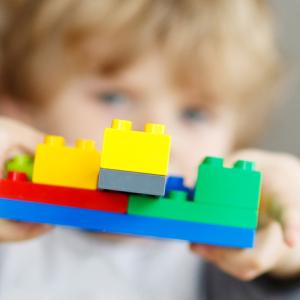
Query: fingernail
[{"left": 286, "top": 229, "right": 300, "bottom": 247}]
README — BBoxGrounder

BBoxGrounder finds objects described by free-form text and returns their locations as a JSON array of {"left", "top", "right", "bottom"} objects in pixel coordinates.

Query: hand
[
  {"left": 191, "top": 149, "right": 300, "bottom": 280},
  {"left": 0, "top": 117, "right": 53, "bottom": 242}
]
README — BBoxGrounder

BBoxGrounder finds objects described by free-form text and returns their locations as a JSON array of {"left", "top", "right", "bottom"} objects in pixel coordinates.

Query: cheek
[{"left": 32, "top": 86, "right": 116, "bottom": 145}]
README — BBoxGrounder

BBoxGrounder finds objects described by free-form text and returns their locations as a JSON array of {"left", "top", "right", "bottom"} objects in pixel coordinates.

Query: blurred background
[{"left": 261, "top": 0, "right": 300, "bottom": 155}]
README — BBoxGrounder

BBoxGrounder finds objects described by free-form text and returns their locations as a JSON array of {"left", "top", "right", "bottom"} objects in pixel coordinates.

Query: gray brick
[{"left": 98, "top": 169, "right": 166, "bottom": 196}]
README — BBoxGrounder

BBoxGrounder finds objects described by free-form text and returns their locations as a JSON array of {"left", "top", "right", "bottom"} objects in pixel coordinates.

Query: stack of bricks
[
  {"left": 98, "top": 119, "right": 171, "bottom": 196},
  {"left": 0, "top": 119, "right": 262, "bottom": 248},
  {"left": 129, "top": 157, "right": 261, "bottom": 247}
]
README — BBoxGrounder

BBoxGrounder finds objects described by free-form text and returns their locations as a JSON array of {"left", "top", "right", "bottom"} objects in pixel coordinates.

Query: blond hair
[{"left": 0, "top": 0, "right": 282, "bottom": 145}]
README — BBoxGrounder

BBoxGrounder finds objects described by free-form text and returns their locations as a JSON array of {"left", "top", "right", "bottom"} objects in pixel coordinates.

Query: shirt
[
  {"left": 0, "top": 228, "right": 202, "bottom": 300},
  {"left": 0, "top": 228, "right": 299, "bottom": 300}
]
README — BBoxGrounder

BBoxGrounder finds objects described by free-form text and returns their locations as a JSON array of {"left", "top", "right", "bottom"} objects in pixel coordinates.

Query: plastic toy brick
[
  {"left": 100, "top": 119, "right": 171, "bottom": 175},
  {"left": 128, "top": 191, "right": 258, "bottom": 228},
  {"left": 98, "top": 168, "right": 166, "bottom": 196},
  {"left": 1, "top": 171, "right": 128, "bottom": 213},
  {"left": 0, "top": 198, "right": 255, "bottom": 248},
  {"left": 194, "top": 157, "right": 262, "bottom": 209},
  {"left": 165, "top": 176, "right": 194, "bottom": 199},
  {"left": 33, "top": 136, "right": 101, "bottom": 190},
  {"left": 128, "top": 157, "right": 262, "bottom": 229},
  {"left": 4, "top": 154, "right": 34, "bottom": 180}
]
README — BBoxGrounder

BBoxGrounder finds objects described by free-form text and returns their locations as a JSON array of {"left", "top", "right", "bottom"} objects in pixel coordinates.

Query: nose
[{"left": 133, "top": 96, "right": 177, "bottom": 132}]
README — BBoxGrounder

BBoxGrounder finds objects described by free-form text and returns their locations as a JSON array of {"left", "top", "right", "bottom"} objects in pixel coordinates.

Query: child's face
[{"left": 29, "top": 53, "right": 236, "bottom": 183}]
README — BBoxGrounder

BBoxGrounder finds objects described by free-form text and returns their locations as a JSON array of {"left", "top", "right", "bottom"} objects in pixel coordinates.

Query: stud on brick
[
  {"left": 165, "top": 176, "right": 194, "bottom": 199},
  {"left": 4, "top": 154, "right": 34, "bottom": 180}
]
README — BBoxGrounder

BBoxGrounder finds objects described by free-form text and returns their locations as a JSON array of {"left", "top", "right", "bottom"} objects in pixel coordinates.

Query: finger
[
  {"left": 191, "top": 221, "right": 286, "bottom": 280},
  {"left": 263, "top": 189, "right": 300, "bottom": 247},
  {"left": 0, "top": 219, "right": 53, "bottom": 242},
  {"left": 0, "top": 118, "right": 44, "bottom": 153},
  {"left": 6, "top": 128, "right": 43, "bottom": 157},
  {"left": 281, "top": 208, "right": 300, "bottom": 247},
  {"left": 0, "top": 121, "right": 43, "bottom": 177},
  {"left": 227, "top": 150, "right": 300, "bottom": 247}
]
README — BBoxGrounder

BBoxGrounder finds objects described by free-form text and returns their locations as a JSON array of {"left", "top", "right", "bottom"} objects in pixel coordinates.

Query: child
[{"left": 0, "top": 0, "right": 300, "bottom": 299}]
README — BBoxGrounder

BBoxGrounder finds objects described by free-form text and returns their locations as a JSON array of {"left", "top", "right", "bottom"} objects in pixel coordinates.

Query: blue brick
[
  {"left": 165, "top": 176, "right": 194, "bottom": 199},
  {"left": 0, "top": 198, "right": 255, "bottom": 248}
]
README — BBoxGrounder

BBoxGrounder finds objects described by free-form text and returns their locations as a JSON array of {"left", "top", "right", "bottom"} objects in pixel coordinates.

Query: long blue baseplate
[{"left": 0, "top": 198, "right": 255, "bottom": 247}]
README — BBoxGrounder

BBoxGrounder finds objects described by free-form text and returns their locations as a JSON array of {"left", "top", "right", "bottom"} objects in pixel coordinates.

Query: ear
[{"left": 0, "top": 95, "right": 33, "bottom": 124}]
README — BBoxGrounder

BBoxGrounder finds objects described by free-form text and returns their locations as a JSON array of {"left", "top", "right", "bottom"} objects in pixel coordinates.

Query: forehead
[{"left": 64, "top": 24, "right": 259, "bottom": 107}]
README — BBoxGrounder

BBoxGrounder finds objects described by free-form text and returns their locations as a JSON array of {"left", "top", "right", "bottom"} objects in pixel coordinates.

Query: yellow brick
[
  {"left": 100, "top": 120, "right": 171, "bottom": 175},
  {"left": 33, "top": 136, "right": 101, "bottom": 190}
]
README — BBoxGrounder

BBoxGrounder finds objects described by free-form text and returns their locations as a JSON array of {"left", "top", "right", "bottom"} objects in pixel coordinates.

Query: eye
[
  {"left": 181, "top": 107, "right": 209, "bottom": 123},
  {"left": 96, "top": 91, "right": 130, "bottom": 106}
]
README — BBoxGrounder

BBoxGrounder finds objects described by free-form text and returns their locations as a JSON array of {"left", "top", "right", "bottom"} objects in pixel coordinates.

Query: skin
[{"left": 0, "top": 53, "right": 300, "bottom": 281}]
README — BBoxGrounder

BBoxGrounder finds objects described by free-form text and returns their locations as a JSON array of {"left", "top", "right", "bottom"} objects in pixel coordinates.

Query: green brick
[
  {"left": 128, "top": 191, "right": 258, "bottom": 228},
  {"left": 4, "top": 155, "right": 34, "bottom": 180},
  {"left": 194, "top": 157, "right": 261, "bottom": 210},
  {"left": 128, "top": 156, "right": 262, "bottom": 229}
]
